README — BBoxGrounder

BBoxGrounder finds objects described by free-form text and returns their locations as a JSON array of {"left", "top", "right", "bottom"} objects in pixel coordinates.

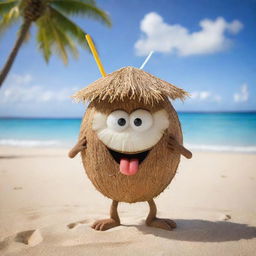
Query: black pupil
[
  {"left": 118, "top": 118, "right": 126, "bottom": 126},
  {"left": 134, "top": 118, "right": 142, "bottom": 126}
]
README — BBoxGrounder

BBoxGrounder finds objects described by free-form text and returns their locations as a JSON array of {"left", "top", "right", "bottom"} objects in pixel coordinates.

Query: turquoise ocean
[{"left": 0, "top": 112, "right": 256, "bottom": 153}]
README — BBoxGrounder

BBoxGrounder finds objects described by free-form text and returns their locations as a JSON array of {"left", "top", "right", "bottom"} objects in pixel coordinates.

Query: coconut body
[{"left": 80, "top": 98, "right": 182, "bottom": 203}]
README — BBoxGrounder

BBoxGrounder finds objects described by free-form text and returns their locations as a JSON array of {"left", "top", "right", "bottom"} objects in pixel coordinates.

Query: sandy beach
[{"left": 0, "top": 146, "right": 256, "bottom": 256}]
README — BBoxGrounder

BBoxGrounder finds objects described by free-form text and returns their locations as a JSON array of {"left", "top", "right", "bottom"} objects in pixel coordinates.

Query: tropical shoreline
[{"left": 1, "top": 112, "right": 256, "bottom": 153}]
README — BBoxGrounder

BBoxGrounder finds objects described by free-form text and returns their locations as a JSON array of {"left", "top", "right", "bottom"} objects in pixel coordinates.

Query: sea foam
[
  {"left": 0, "top": 139, "right": 61, "bottom": 147},
  {"left": 1, "top": 139, "right": 256, "bottom": 153},
  {"left": 186, "top": 144, "right": 256, "bottom": 153}
]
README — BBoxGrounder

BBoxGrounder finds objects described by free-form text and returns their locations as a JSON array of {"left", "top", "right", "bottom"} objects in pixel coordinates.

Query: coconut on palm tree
[{"left": 0, "top": 0, "right": 111, "bottom": 87}]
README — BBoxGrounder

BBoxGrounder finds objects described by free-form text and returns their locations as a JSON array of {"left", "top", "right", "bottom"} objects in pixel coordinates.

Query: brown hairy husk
[{"left": 79, "top": 98, "right": 182, "bottom": 203}]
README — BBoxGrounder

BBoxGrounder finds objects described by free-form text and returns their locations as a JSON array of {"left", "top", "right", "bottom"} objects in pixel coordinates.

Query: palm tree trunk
[{"left": 0, "top": 20, "right": 31, "bottom": 88}]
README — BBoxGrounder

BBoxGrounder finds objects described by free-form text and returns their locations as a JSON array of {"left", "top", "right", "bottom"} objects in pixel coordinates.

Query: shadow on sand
[{"left": 125, "top": 219, "right": 256, "bottom": 242}]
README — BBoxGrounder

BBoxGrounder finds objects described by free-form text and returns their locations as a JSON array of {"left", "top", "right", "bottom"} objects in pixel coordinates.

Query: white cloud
[
  {"left": 214, "top": 95, "right": 222, "bottom": 102},
  {"left": 11, "top": 73, "right": 33, "bottom": 85},
  {"left": 234, "top": 83, "right": 249, "bottom": 102},
  {"left": 190, "top": 91, "right": 221, "bottom": 102},
  {"left": 135, "top": 12, "right": 243, "bottom": 56},
  {"left": 0, "top": 74, "right": 78, "bottom": 104}
]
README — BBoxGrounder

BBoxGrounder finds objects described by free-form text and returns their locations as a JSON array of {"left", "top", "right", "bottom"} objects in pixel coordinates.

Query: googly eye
[
  {"left": 107, "top": 110, "right": 129, "bottom": 132},
  {"left": 130, "top": 109, "right": 153, "bottom": 132}
]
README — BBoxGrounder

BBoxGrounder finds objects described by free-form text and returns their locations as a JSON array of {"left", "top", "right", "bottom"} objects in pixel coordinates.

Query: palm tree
[{"left": 0, "top": 0, "right": 111, "bottom": 87}]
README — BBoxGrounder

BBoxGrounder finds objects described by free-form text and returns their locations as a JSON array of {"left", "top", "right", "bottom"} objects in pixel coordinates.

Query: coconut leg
[
  {"left": 146, "top": 199, "right": 176, "bottom": 231},
  {"left": 91, "top": 200, "right": 120, "bottom": 231}
]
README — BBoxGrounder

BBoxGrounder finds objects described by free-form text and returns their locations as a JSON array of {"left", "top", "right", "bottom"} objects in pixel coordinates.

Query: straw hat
[{"left": 73, "top": 66, "right": 188, "bottom": 104}]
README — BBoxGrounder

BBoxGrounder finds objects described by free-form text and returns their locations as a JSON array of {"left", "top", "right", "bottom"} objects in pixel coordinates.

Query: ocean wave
[
  {"left": 0, "top": 139, "right": 61, "bottom": 147},
  {"left": 186, "top": 144, "right": 256, "bottom": 153},
  {"left": 1, "top": 139, "right": 255, "bottom": 153}
]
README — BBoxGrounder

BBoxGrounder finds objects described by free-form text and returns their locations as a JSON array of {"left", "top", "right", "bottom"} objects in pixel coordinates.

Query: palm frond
[
  {"left": 52, "top": 25, "right": 79, "bottom": 62},
  {"left": 36, "top": 10, "right": 79, "bottom": 64},
  {"left": 49, "top": 25, "right": 68, "bottom": 64},
  {"left": 48, "top": 6, "right": 88, "bottom": 48},
  {"left": 36, "top": 16, "right": 52, "bottom": 62},
  {"left": 51, "top": 0, "right": 111, "bottom": 26},
  {"left": 71, "top": 0, "right": 96, "bottom": 4},
  {"left": 0, "top": 6, "right": 20, "bottom": 36},
  {"left": 0, "top": 0, "right": 18, "bottom": 15}
]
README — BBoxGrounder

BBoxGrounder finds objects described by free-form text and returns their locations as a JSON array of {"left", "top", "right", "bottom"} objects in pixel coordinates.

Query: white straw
[{"left": 139, "top": 51, "right": 154, "bottom": 69}]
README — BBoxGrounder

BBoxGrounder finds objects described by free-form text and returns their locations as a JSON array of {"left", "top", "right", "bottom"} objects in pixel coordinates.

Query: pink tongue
[{"left": 120, "top": 158, "right": 139, "bottom": 176}]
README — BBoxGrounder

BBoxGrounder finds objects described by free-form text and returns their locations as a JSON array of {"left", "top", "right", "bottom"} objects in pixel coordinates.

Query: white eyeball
[
  {"left": 130, "top": 109, "right": 153, "bottom": 132},
  {"left": 106, "top": 110, "right": 129, "bottom": 132}
]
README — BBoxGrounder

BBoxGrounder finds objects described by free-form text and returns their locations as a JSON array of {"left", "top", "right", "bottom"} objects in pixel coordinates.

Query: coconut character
[
  {"left": 69, "top": 64, "right": 192, "bottom": 231},
  {"left": 69, "top": 35, "right": 192, "bottom": 231}
]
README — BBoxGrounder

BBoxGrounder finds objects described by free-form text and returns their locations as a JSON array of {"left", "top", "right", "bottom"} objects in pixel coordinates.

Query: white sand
[{"left": 0, "top": 146, "right": 256, "bottom": 256}]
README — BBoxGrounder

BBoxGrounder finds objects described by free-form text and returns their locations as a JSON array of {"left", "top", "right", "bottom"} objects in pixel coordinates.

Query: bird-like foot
[
  {"left": 146, "top": 218, "right": 176, "bottom": 231},
  {"left": 91, "top": 218, "right": 120, "bottom": 231}
]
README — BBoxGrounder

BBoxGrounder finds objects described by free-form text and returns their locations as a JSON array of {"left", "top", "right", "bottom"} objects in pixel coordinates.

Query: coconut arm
[
  {"left": 167, "top": 135, "right": 192, "bottom": 159},
  {"left": 68, "top": 136, "right": 87, "bottom": 158}
]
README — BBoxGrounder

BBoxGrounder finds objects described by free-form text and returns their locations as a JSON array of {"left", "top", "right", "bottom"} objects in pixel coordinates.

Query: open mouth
[{"left": 108, "top": 148, "right": 150, "bottom": 176}]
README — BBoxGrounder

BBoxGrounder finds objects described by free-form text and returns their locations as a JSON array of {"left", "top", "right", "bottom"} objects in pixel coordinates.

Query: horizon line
[{"left": 1, "top": 110, "right": 256, "bottom": 119}]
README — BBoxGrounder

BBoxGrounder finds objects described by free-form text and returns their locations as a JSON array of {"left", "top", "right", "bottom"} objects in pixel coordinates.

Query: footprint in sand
[
  {"left": 0, "top": 229, "right": 43, "bottom": 253},
  {"left": 67, "top": 220, "right": 88, "bottom": 229},
  {"left": 15, "top": 229, "right": 43, "bottom": 246}
]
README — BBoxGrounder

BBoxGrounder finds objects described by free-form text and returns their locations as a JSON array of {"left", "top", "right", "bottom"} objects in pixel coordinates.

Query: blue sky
[{"left": 0, "top": 0, "right": 255, "bottom": 117}]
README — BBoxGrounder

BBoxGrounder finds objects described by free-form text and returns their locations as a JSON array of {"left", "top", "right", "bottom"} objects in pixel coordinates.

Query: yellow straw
[{"left": 85, "top": 34, "right": 106, "bottom": 77}]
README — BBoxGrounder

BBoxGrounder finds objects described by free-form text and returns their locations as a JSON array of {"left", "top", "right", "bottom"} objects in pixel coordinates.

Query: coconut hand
[
  {"left": 68, "top": 136, "right": 87, "bottom": 158},
  {"left": 167, "top": 135, "right": 192, "bottom": 159}
]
